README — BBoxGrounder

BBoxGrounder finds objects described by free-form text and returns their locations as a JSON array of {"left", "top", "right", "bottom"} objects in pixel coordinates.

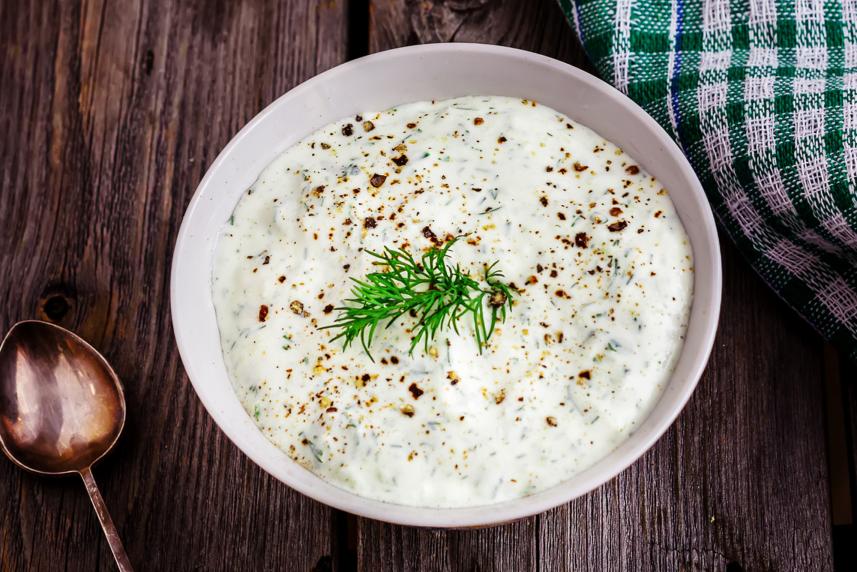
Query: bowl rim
[{"left": 171, "top": 42, "right": 722, "bottom": 527}]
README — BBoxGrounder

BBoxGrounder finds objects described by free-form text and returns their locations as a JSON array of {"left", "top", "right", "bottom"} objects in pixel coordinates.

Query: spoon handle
[{"left": 80, "top": 467, "right": 134, "bottom": 571}]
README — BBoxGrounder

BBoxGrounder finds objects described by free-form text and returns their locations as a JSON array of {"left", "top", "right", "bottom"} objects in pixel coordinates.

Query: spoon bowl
[
  {"left": 0, "top": 320, "right": 132, "bottom": 571},
  {"left": 0, "top": 321, "right": 125, "bottom": 474}
]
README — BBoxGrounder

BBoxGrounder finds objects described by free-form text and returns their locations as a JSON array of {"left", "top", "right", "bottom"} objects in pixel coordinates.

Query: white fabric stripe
[
  {"left": 666, "top": 0, "right": 681, "bottom": 141},
  {"left": 703, "top": 0, "right": 730, "bottom": 31},
  {"left": 748, "top": 47, "right": 777, "bottom": 67},
  {"left": 746, "top": 0, "right": 794, "bottom": 223},
  {"left": 745, "top": 76, "right": 775, "bottom": 100},
  {"left": 794, "top": 0, "right": 834, "bottom": 217},
  {"left": 845, "top": 144, "right": 857, "bottom": 181},
  {"left": 845, "top": 0, "right": 857, "bottom": 22},
  {"left": 699, "top": 0, "right": 768, "bottom": 242},
  {"left": 823, "top": 214, "right": 857, "bottom": 249},
  {"left": 756, "top": 171, "right": 791, "bottom": 216},
  {"left": 749, "top": 0, "right": 777, "bottom": 25},
  {"left": 844, "top": 4, "right": 857, "bottom": 198},
  {"left": 612, "top": 0, "right": 634, "bottom": 92},
  {"left": 796, "top": 0, "right": 826, "bottom": 22},
  {"left": 820, "top": 278, "right": 857, "bottom": 327},
  {"left": 767, "top": 240, "right": 857, "bottom": 330}
]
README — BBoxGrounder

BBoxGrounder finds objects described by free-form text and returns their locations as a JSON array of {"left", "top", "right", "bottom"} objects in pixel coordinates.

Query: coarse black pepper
[{"left": 408, "top": 383, "right": 424, "bottom": 399}]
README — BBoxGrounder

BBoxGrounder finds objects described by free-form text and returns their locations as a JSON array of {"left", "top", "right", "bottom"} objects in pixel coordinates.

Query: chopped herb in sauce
[{"left": 212, "top": 96, "right": 693, "bottom": 508}]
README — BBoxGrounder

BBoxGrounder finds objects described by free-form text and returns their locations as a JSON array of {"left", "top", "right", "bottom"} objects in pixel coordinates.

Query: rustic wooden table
[{"left": 1, "top": 1, "right": 855, "bottom": 570}]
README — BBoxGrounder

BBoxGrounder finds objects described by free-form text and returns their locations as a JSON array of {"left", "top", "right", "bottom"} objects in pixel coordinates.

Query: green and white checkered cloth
[{"left": 560, "top": 0, "right": 857, "bottom": 361}]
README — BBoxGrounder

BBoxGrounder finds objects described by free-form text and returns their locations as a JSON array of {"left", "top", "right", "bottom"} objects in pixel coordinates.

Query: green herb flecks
[
  {"left": 321, "top": 238, "right": 514, "bottom": 360},
  {"left": 300, "top": 434, "right": 324, "bottom": 463}
]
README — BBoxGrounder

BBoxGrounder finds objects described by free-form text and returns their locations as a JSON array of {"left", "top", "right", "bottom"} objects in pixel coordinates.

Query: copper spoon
[{"left": 0, "top": 320, "right": 133, "bottom": 571}]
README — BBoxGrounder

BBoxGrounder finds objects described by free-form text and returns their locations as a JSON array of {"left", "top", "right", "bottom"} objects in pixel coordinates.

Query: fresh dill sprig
[{"left": 320, "top": 238, "right": 514, "bottom": 360}]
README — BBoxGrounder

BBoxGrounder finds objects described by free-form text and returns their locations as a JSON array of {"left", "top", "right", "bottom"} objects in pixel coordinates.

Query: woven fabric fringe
[{"left": 560, "top": 0, "right": 857, "bottom": 361}]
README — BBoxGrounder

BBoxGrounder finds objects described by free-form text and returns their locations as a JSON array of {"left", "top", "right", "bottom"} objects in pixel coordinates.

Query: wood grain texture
[
  {"left": 358, "top": 1, "right": 835, "bottom": 571},
  {"left": 0, "top": 0, "right": 841, "bottom": 570},
  {"left": 0, "top": 1, "right": 348, "bottom": 570},
  {"left": 831, "top": 347, "right": 855, "bottom": 570},
  {"left": 369, "top": 0, "right": 592, "bottom": 72},
  {"left": 841, "top": 353, "right": 857, "bottom": 514}
]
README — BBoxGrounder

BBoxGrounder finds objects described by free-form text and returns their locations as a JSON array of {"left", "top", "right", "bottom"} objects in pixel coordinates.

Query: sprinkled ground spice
[
  {"left": 289, "top": 300, "right": 306, "bottom": 316},
  {"left": 408, "top": 383, "right": 424, "bottom": 399},
  {"left": 213, "top": 95, "right": 693, "bottom": 508}
]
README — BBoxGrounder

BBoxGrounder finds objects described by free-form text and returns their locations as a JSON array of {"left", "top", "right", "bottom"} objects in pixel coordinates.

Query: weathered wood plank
[
  {"left": 826, "top": 345, "right": 852, "bottom": 530},
  {"left": 370, "top": 0, "right": 592, "bottom": 72},
  {"left": 0, "top": 1, "right": 349, "bottom": 570},
  {"left": 357, "top": 518, "right": 539, "bottom": 572},
  {"left": 360, "top": 1, "right": 834, "bottom": 571},
  {"left": 838, "top": 351, "right": 857, "bottom": 569}
]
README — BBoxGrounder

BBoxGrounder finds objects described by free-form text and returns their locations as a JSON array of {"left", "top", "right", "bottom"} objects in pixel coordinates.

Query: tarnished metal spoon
[{"left": 0, "top": 320, "right": 133, "bottom": 571}]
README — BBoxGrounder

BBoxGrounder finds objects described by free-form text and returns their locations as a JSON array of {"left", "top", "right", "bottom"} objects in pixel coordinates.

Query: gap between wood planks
[
  {"left": 825, "top": 346, "right": 857, "bottom": 571},
  {"left": 825, "top": 345, "right": 853, "bottom": 528}
]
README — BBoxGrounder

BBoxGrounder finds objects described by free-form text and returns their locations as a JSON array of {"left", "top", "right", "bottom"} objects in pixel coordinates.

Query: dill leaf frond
[{"left": 320, "top": 238, "right": 513, "bottom": 360}]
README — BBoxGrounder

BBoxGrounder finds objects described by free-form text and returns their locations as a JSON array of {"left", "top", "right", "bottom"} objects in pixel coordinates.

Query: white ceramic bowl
[{"left": 171, "top": 43, "right": 721, "bottom": 527}]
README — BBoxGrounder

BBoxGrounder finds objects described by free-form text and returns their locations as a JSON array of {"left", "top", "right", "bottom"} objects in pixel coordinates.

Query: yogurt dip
[{"left": 212, "top": 96, "right": 693, "bottom": 507}]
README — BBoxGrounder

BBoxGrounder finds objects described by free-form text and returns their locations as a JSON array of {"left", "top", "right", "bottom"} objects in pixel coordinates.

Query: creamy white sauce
[{"left": 212, "top": 96, "right": 693, "bottom": 507}]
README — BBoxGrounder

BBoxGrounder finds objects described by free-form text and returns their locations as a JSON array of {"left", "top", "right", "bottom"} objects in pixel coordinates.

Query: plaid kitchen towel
[{"left": 559, "top": 0, "right": 857, "bottom": 361}]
